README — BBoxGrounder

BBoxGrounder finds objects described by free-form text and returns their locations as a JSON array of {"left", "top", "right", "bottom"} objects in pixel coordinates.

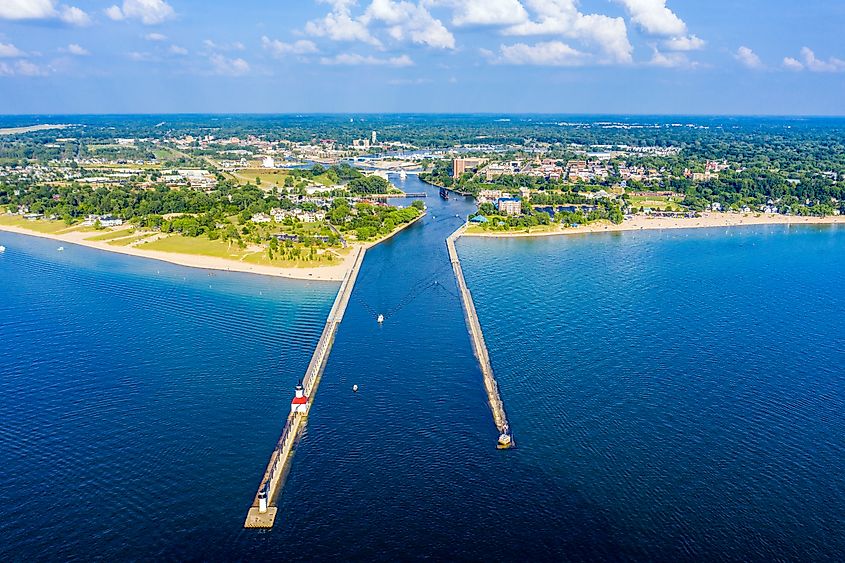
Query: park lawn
[
  {"left": 85, "top": 228, "right": 137, "bottom": 241},
  {"left": 628, "top": 195, "right": 683, "bottom": 210},
  {"left": 236, "top": 168, "right": 289, "bottom": 186},
  {"left": 0, "top": 214, "right": 70, "bottom": 234},
  {"left": 139, "top": 234, "right": 248, "bottom": 259},
  {"left": 107, "top": 234, "right": 155, "bottom": 247},
  {"left": 466, "top": 222, "right": 560, "bottom": 235},
  {"left": 241, "top": 248, "right": 338, "bottom": 269}
]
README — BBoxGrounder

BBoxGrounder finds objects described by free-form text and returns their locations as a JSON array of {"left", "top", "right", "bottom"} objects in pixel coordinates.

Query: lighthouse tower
[{"left": 291, "top": 382, "right": 309, "bottom": 415}]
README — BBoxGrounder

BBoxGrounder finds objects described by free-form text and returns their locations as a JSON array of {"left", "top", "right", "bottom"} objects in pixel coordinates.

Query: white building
[{"left": 262, "top": 156, "right": 275, "bottom": 169}]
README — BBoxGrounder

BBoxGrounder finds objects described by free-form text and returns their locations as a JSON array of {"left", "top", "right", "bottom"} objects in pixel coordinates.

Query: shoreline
[
  {"left": 462, "top": 213, "right": 845, "bottom": 239},
  {"left": 0, "top": 212, "right": 424, "bottom": 281}
]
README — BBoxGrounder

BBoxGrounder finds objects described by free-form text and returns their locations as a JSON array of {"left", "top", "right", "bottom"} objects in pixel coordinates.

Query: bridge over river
[{"left": 245, "top": 173, "right": 513, "bottom": 528}]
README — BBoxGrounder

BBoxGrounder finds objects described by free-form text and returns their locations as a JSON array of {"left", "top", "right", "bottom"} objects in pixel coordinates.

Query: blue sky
[{"left": 0, "top": 0, "right": 844, "bottom": 115}]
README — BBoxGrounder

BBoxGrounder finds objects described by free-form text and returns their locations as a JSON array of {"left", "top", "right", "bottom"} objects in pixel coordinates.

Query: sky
[{"left": 0, "top": 0, "right": 844, "bottom": 115}]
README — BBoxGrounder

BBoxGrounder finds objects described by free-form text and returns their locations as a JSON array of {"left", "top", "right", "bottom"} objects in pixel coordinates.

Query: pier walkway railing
[
  {"left": 244, "top": 246, "right": 367, "bottom": 529},
  {"left": 446, "top": 225, "right": 513, "bottom": 448}
]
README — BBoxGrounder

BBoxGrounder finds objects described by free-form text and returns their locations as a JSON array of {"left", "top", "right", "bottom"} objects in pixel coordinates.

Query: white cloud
[
  {"left": 616, "top": 0, "right": 687, "bottom": 36},
  {"left": 65, "top": 43, "right": 89, "bottom": 56},
  {"left": 168, "top": 45, "right": 188, "bottom": 55},
  {"left": 17, "top": 60, "right": 46, "bottom": 75},
  {"left": 262, "top": 37, "right": 319, "bottom": 58},
  {"left": 107, "top": 0, "right": 175, "bottom": 25},
  {"left": 504, "top": 0, "right": 633, "bottom": 64},
  {"left": 363, "top": 0, "right": 455, "bottom": 49},
  {"left": 799, "top": 47, "right": 845, "bottom": 73},
  {"left": 209, "top": 53, "right": 250, "bottom": 76},
  {"left": 735, "top": 46, "right": 763, "bottom": 69},
  {"left": 319, "top": 53, "right": 414, "bottom": 66},
  {"left": 0, "top": 43, "right": 25, "bottom": 58},
  {"left": 663, "top": 34, "right": 704, "bottom": 51},
  {"left": 649, "top": 46, "right": 691, "bottom": 68},
  {"left": 306, "top": 2, "right": 382, "bottom": 47},
  {"left": 145, "top": 33, "right": 168, "bottom": 41},
  {"left": 427, "top": 0, "right": 529, "bottom": 27},
  {"left": 497, "top": 40, "right": 586, "bottom": 66},
  {"left": 105, "top": 5, "right": 123, "bottom": 20},
  {"left": 0, "top": 1, "right": 89, "bottom": 26},
  {"left": 782, "top": 57, "right": 803, "bottom": 71},
  {"left": 203, "top": 40, "right": 246, "bottom": 52}
]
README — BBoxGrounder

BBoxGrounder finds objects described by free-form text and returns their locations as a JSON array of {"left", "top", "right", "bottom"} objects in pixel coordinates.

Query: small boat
[
  {"left": 353, "top": 384, "right": 359, "bottom": 392},
  {"left": 377, "top": 314, "right": 384, "bottom": 324},
  {"left": 57, "top": 247, "right": 64, "bottom": 252},
  {"left": 399, "top": 170, "right": 407, "bottom": 180},
  {"left": 0, "top": 245, "right": 6, "bottom": 253},
  {"left": 497, "top": 433, "right": 513, "bottom": 450},
  {"left": 439, "top": 187, "right": 449, "bottom": 200}
]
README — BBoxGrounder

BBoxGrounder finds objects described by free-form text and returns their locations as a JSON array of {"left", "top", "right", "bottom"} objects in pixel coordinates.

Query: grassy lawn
[
  {"left": 85, "top": 228, "right": 136, "bottom": 241},
  {"left": 139, "top": 235, "right": 248, "bottom": 259},
  {"left": 0, "top": 214, "right": 71, "bottom": 234},
  {"left": 241, "top": 249, "right": 337, "bottom": 268},
  {"left": 107, "top": 234, "right": 155, "bottom": 247},
  {"left": 466, "top": 222, "right": 560, "bottom": 235},
  {"left": 235, "top": 168, "right": 290, "bottom": 186},
  {"left": 628, "top": 195, "right": 682, "bottom": 211}
]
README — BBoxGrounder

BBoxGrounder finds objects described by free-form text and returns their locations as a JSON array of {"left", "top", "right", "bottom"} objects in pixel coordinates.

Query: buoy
[{"left": 352, "top": 384, "right": 359, "bottom": 392}]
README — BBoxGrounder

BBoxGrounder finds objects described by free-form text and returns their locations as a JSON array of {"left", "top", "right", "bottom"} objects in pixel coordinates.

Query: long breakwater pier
[
  {"left": 244, "top": 246, "right": 367, "bottom": 529},
  {"left": 446, "top": 226, "right": 513, "bottom": 449}
]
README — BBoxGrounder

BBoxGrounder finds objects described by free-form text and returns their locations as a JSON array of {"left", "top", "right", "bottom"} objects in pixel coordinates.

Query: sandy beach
[
  {"left": 463, "top": 212, "right": 845, "bottom": 239},
  {"left": 0, "top": 211, "right": 426, "bottom": 282},
  {"left": 0, "top": 224, "right": 355, "bottom": 281}
]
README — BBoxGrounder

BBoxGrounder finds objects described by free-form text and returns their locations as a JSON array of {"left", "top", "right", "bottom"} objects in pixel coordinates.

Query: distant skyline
[{"left": 1, "top": 0, "right": 844, "bottom": 115}]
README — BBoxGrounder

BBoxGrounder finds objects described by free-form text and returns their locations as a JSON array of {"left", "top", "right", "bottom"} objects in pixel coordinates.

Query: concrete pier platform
[
  {"left": 447, "top": 226, "right": 513, "bottom": 448},
  {"left": 244, "top": 246, "right": 367, "bottom": 528}
]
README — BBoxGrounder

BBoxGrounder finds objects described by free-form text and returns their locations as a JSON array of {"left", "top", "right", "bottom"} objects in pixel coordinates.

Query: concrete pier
[
  {"left": 446, "top": 226, "right": 513, "bottom": 448},
  {"left": 244, "top": 246, "right": 367, "bottom": 528}
]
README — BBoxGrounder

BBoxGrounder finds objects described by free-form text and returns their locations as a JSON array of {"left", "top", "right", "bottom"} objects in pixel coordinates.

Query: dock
[
  {"left": 364, "top": 192, "right": 428, "bottom": 199},
  {"left": 244, "top": 246, "right": 367, "bottom": 528},
  {"left": 446, "top": 226, "right": 513, "bottom": 449}
]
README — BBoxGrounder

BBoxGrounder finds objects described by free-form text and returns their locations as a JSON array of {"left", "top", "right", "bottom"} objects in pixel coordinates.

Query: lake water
[{"left": 2, "top": 179, "right": 844, "bottom": 560}]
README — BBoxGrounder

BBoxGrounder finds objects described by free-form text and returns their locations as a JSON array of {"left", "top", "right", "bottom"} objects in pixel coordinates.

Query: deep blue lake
[{"left": 2, "top": 177, "right": 843, "bottom": 561}]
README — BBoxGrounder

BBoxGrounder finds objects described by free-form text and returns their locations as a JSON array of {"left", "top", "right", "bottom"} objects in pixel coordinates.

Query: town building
[
  {"left": 497, "top": 198, "right": 522, "bottom": 216},
  {"left": 453, "top": 158, "right": 486, "bottom": 178}
]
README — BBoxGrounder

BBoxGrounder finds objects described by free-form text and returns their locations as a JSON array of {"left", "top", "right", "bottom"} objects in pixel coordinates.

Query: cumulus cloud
[
  {"left": 0, "top": 59, "right": 50, "bottom": 76},
  {"left": 65, "top": 43, "right": 90, "bottom": 56},
  {"left": 0, "top": 43, "right": 25, "bottom": 58},
  {"left": 798, "top": 47, "right": 845, "bottom": 72},
  {"left": 319, "top": 53, "right": 414, "bottom": 66},
  {"left": 615, "top": 0, "right": 687, "bottom": 36},
  {"left": 168, "top": 45, "right": 188, "bottom": 55},
  {"left": 209, "top": 53, "right": 250, "bottom": 76},
  {"left": 145, "top": 33, "right": 168, "bottom": 41},
  {"left": 0, "top": 0, "right": 90, "bottom": 26},
  {"left": 782, "top": 48, "right": 845, "bottom": 72},
  {"left": 306, "top": 0, "right": 455, "bottom": 50},
  {"left": 363, "top": 0, "right": 455, "bottom": 49},
  {"left": 497, "top": 40, "right": 586, "bottom": 66},
  {"left": 106, "top": 0, "right": 175, "bottom": 25},
  {"left": 503, "top": 0, "right": 633, "bottom": 64},
  {"left": 663, "top": 34, "right": 704, "bottom": 51},
  {"left": 427, "top": 0, "right": 529, "bottom": 27},
  {"left": 305, "top": 1, "right": 382, "bottom": 47},
  {"left": 262, "top": 37, "right": 320, "bottom": 58},
  {"left": 649, "top": 46, "right": 691, "bottom": 68},
  {"left": 782, "top": 57, "right": 803, "bottom": 71},
  {"left": 735, "top": 46, "right": 763, "bottom": 69}
]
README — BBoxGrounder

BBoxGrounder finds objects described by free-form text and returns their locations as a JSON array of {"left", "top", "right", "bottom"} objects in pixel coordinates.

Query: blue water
[
  {"left": 2, "top": 180, "right": 844, "bottom": 560},
  {"left": 459, "top": 226, "right": 845, "bottom": 560}
]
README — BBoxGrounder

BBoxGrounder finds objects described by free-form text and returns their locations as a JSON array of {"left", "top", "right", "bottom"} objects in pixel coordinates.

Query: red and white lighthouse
[{"left": 291, "top": 382, "right": 309, "bottom": 415}]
